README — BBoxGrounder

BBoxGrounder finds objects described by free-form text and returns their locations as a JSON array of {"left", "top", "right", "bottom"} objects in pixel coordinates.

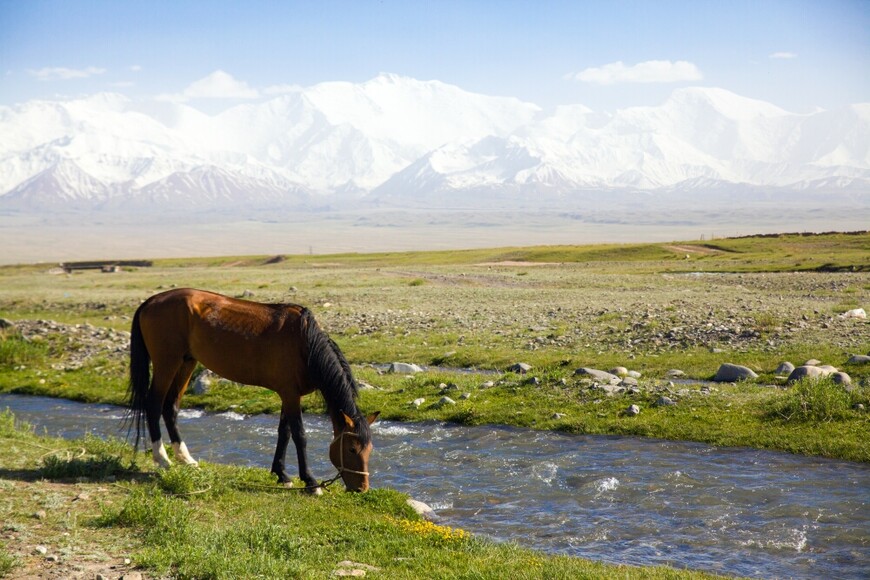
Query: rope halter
[{"left": 331, "top": 430, "right": 370, "bottom": 477}]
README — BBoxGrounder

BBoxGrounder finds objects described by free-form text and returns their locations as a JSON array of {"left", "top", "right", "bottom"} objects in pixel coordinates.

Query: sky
[{"left": 0, "top": 0, "right": 868, "bottom": 114}]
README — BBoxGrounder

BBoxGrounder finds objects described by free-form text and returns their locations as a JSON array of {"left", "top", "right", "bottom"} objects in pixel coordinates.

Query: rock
[
  {"left": 460, "top": 392, "right": 471, "bottom": 400},
  {"left": 775, "top": 362, "right": 796, "bottom": 375},
  {"left": 406, "top": 498, "right": 438, "bottom": 521},
  {"left": 334, "top": 570, "right": 366, "bottom": 577},
  {"left": 626, "top": 404, "right": 641, "bottom": 416},
  {"left": 551, "top": 412, "right": 566, "bottom": 420},
  {"left": 388, "top": 362, "right": 423, "bottom": 374},
  {"left": 713, "top": 363, "right": 758, "bottom": 382},
  {"left": 434, "top": 396, "right": 456, "bottom": 408},
  {"left": 831, "top": 372, "right": 852, "bottom": 387},
  {"left": 609, "top": 366, "right": 629, "bottom": 377},
  {"left": 856, "top": 404, "right": 866, "bottom": 411},
  {"left": 507, "top": 362, "right": 532, "bottom": 374},
  {"left": 34, "top": 510, "right": 47, "bottom": 520},
  {"left": 655, "top": 396, "right": 677, "bottom": 407},
  {"left": 787, "top": 365, "right": 829, "bottom": 383},
  {"left": 619, "top": 376, "right": 638, "bottom": 387},
  {"left": 627, "top": 370, "right": 642, "bottom": 379},
  {"left": 34, "top": 545, "right": 48, "bottom": 555},
  {"left": 45, "top": 554, "right": 59, "bottom": 562},
  {"left": 240, "top": 289, "right": 255, "bottom": 298},
  {"left": 525, "top": 376, "right": 541, "bottom": 386},
  {"left": 411, "top": 398, "right": 425, "bottom": 408},
  {"left": 481, "top": 381, "right": 495, "bottom": 388},
  {"left": 847, "top": 354, "right": 870, "bottom": 365},
  {"left": 120, "top": 574, "right": 143, "bottom": 580},
  {"left": 839, "top": 308, "right": 866, "bottom": 319},
  {"left": 574, "top": 367, "right": 619, "bottom": 383},
  {"left": 804, "top": 359, "right": 822, "bottom": 367},
  {"left": 358, "top": 381, "right": 377, "bottom": 391},
  {"left": 597, "top": 384, "right": 625, "bottom": 396},
  {"left": 190, "top": 370, "right": 214, "bottom": 395},
  {"left": 665, "top": 369, "right": 685, "bottom": 378},
  {"left": 0, "top": 318, "right": 14, "bottom": 330},
  {"left": 337, "top": 561, "right": 380, "bottom": 573}
]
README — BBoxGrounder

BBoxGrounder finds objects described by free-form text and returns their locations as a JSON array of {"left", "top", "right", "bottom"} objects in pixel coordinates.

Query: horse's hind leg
[
  {"left": 147, "top": 358, "right": 182, "bottom": 468},
  {"left": 163, "top": 358, "right": 199, "bottom": 466}
]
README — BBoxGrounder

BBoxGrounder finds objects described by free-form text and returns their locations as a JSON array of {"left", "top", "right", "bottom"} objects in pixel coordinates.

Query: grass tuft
[{"left": 767, "top": 378, "right": 863, "bottom": 422}]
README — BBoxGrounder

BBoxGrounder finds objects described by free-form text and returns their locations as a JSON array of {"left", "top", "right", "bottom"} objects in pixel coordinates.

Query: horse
[{"left": 126, "top": 288, "right": 378, "bottom": 493}]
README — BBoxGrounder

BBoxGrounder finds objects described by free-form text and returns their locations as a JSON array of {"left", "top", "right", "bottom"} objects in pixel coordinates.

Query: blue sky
[{"left": 1, "top": 0, "right": 867, "bottom": 113}]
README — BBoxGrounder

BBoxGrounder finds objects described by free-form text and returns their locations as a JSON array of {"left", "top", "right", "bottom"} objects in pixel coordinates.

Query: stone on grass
[
  {"left": 626, "top": 404, "right": 641, "bottom": 416},
  {"left": 804, "top": 359, "right": 822, "bottom": 367},
  {"left": 619, "top": 376, "right": 638, "bottom": 387},
  {"left": 190, "top": 370, "right": 214, "bottom": 395},
  {"left": 655, "top": 396, "right": 677, "bottom": 407},
  {"left": 411, "top": 398, "right": 425, "bottom": 409},
  {"left": 434, "top": 396, "right": 456, "bottom": 408},
  {"left": 839, "top": 308, "right": 866, "bottom": 319},
  {"left": 831, "top": 372, "right": 852, "bottom": 387},
  {"left": 609, "top": 366, "right": 629, "bottom": 377},
  {"left": 406, "top": 498, "right": 438, "bottom": 521},
  {"left": 775, "top": 362, "right": 795, "bottom": 375},
  {"left": 507, "top": 362, "right": 532, "bottom": 374},
  {"left": 787, "top": 365, "right": 829, "bottom": 383},
  {"left": 713, "top": 363, "right": 758, "bottom": 382},
  {"left": 0, "top": 318, "right": 14, "bottom": 330},
  {"left": 665, "top": 369, "right": 685, "bottom": 378},
  {"left": 574, "top": 367, "right": 619, "bottom": 383},
  {"left": 847, "top": 354, "right": 870, "bottom": 365},
  {"left": 389, "top": 362, "right": 423, "bottom": 374},
  {"left": 627, "top": 370, "right": 642, "bottom": 379}
]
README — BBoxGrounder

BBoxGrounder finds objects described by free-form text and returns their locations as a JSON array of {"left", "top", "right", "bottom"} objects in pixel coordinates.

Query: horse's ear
[
  {"left": 366, "top": 412, "right": 380, "bottom": 425},
  {"left": 341, "top": 412, "right": 355, "bottom": 431}
]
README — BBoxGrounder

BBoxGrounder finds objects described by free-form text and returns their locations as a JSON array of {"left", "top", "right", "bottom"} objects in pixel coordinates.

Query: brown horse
[{"left": 127, "top": 288, "right": 378, "bottom": 492}]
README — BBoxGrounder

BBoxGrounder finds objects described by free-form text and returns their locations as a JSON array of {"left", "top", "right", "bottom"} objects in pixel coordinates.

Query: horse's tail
[
  {"left": 301, "top": 308, "right": 370, "bottom": 446},
  {"left": 126, "top": 303, "right": 151, "bottom": 451}
]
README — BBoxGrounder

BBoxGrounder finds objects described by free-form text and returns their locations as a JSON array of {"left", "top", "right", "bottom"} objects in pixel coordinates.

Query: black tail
[
  {"left": 302, "top": 308, "right": 371, "bottom": 446},
  {"left": 126, "top": 304, "right": 151, "bottom": 451}
]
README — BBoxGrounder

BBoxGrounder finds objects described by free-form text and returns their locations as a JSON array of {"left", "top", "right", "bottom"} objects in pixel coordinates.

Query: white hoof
[
  {"left": 152, "top": 440, "right": 172, "bottom": 469},
  {"left": 311, "top": 486, "right": 324, "bottom": 496},
  {"left": 172, "top": 441, "right": 199, "bottom": 466}
]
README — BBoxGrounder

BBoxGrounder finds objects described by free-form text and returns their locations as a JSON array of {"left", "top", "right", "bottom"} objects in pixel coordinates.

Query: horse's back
[{"left": 137, "top": 288, "right": 310, "bottom": 389}]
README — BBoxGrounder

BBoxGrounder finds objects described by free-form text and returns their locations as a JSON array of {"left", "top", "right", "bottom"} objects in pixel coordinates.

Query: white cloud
[
  {"left": 130, "top": 65, "right": 143, "bottom": 72},
  {"left": 769, "top": 52, "right": 797, "bottom": 59},
  {"left": 157, "top": 70, "right": 260, "bottom": 102},
  {"left": 566, "top": 60, "right": 702, "bottom": 85},
  {"left": 28, "top": 66, "right": 107, "bottom": 81}
]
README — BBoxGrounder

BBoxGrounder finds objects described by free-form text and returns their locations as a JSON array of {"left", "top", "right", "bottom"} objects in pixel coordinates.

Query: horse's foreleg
[
  {"left": 272, "top": 402, "right": 320, "bottom": 493},
  {"left": 164, "top": 359, "right": 198, "bottom": 466}
]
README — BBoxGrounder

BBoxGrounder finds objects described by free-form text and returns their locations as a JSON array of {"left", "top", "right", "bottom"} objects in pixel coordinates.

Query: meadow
[{"left": 1, "top": 232, "right": 868, "bottom": 578}]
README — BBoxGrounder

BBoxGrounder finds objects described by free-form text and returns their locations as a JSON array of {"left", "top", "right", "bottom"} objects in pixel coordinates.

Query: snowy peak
[{"left": 0, "top": 74, "right": 867, "bottom": 212}]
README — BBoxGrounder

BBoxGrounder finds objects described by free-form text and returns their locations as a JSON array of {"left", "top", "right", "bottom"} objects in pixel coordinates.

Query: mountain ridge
[{"left": 1, "top": 73, "right": 868, "bottom": 211}]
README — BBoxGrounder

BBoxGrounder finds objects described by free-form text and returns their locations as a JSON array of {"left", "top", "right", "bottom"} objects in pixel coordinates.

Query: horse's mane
[{"left": 301, "top": 308, "right": 371, "bottom": 446}]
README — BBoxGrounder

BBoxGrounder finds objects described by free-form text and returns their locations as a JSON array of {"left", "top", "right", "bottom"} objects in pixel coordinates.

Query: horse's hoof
[{"left": 306, "top": 486, "right": 324, "bottom": 496}]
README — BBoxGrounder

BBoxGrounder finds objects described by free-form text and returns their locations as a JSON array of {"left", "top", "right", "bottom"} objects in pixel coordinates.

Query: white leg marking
[
  {"left": 172, "top": 441, "right": 199, "bottom": 466},
  {"left": 152, "top": 439, "right": 172, "bottom": 468}
]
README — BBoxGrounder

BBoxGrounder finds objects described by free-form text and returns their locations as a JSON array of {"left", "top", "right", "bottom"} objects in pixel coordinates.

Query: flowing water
[{"left": 2, "top": 394, "right": 868, "bottom": 579}]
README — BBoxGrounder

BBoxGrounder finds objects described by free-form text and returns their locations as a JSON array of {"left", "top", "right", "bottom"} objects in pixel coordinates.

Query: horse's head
[{"left": 330, "top": 412, "right": 379, "bottom": 492}]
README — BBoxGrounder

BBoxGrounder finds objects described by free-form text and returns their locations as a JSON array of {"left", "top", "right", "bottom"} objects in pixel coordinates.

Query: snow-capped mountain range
[{"left": 1, "top": 73, "right": 868, "bottom": 211}]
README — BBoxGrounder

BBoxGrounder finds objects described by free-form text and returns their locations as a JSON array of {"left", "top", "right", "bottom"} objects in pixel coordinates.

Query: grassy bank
[{"left": 0, "top": 410, "right": 724, "bottom": 579}]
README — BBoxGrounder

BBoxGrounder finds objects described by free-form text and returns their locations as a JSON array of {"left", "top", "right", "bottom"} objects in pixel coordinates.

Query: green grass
[{"left": 1, "top": 410, "right": 725, "bottom": 579}]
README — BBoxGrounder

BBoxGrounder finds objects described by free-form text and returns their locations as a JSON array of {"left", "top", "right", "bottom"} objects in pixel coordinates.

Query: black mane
[{"left": 301, "top": 307, "right": 371, "bottom": 446}]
